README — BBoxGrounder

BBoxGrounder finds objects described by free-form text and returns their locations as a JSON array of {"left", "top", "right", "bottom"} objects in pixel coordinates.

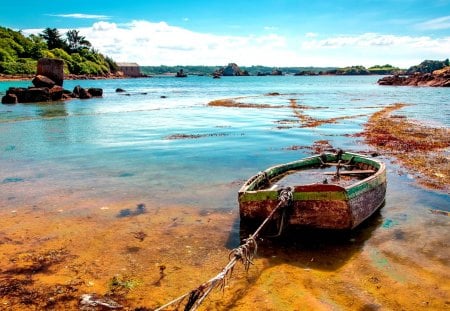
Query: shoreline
[{"left": 0, "top": 73, "right": 146, "bottom": 82}]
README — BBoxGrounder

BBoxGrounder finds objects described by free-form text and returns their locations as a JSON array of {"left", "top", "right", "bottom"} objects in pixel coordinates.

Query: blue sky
[{"left": 3, "top": 0, "right": 450, "bottom": 67}]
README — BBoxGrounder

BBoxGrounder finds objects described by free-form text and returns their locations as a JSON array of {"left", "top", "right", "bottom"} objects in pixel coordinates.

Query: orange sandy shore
[{"left": 0, "top": 191, "right": 449, "bottom": 310}]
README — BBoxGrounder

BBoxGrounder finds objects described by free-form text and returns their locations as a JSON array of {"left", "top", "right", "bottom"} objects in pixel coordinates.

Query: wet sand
[{"left": 0, "top": 169, "right": 449, "bottom": 310}]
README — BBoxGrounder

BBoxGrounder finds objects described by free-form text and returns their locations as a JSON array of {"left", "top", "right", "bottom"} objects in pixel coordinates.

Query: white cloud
[
  {"left": 416, "top": 16, "right": 450, "bottom": 30},
  {"left": 92, "top": 21, "right": 117, "bottom": 31},
  {"left": 21, "top": 20, "right": 450, "bottom": 67},
  {"left": 305, "top": 32, "right": 318, "bottom": 38},
  {"left": 79, "top": 20, "right": 298, "bottom": 66},
  {"left": 301, "top": 33, "right": 450, "bottom": 67},
  {"left": 48, "top": 13, "right": 110, "bottom": 20}
]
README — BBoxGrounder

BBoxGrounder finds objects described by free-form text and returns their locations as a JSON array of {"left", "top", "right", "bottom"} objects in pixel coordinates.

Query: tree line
[{"left": 0, "top": 26, "right": 117, "bottom": 75}]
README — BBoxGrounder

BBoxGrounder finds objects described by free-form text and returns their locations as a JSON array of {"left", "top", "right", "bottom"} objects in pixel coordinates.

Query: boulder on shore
[{"left": 378, "top": 66, "right": 450, "bottom": 87}]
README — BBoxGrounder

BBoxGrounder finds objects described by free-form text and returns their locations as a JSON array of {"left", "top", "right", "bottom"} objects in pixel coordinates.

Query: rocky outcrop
[
  {"left": 37, "top": 58, "right": 64, "bottom": 86},
  {"left": 271, "top": 69, "right": 283, "bottom": 76},
  {"left": 2, "top": 58, "right": 104, "bottom": 104},
  {"left": 378, "top": 66, "right": 450, "bottom": 87},
  {"left": 220, "top": 63, "right": 249, "bottom": 76},
  {"left": 2, "top": 83, "right": 103, "bottom": 104}
]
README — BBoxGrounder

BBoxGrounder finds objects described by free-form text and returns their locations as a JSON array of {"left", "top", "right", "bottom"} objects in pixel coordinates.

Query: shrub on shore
[{"left": 0, "top": 26, "right": 117, "bottom": 76}]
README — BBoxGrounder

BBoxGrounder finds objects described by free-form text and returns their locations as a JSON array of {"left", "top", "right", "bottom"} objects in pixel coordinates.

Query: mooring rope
[{"left": 154, "top": 187, "right": 293, "bottom": 311}]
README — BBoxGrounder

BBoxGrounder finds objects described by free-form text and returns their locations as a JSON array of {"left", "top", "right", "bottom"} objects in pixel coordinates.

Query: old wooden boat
[{"left": 238, "top": 151, "right": 386, "bottom": 229}]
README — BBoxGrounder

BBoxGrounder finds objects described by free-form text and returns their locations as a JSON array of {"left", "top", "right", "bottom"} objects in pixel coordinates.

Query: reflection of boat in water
[{"left": 238, "top": 151, "right": 386, "bottom": 230}]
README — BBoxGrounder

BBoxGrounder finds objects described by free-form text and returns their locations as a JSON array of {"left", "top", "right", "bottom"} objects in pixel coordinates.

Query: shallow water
[{"left": 0, "top": 76, "right": 449, "bottom": 310}]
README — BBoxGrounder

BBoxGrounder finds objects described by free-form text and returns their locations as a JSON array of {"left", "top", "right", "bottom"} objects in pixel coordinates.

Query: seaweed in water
[{"left": 117, "top": 203, "right": 147, "bottom": 218}]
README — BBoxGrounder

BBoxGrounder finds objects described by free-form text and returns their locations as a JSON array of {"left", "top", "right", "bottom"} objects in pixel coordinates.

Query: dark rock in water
[
  {"left": 136, "top": 203, "right": 146, "bottom": 214},
  {"left": 32, "top": 75, "right": 56, "bottom": 88},
  {"left": 115, "top": 88, "right": 126, "bottom": 93},
  {"left": 5, "top": 88, "right": 26, "bottom": 103},
  {"left": 88, "top": 88, "right": 103, "bottom": 97},
  {"left": 79, "top": 88, "right": 92, "bottom": 99},
  {"left": 118, "top": 209, "right": 132, "bottom": 218},
  {"left": 73, "top": 85, "right": 92, "bottom": 99},
  {"left": 175, "top": 69, "right": 187, "bottom": 77},
  {"left": 1, "top": 93, "right": 18, "bottom": 104},
  {"left": 117, "top": 203, "right": 147, "bottom": 218},
  {"left": 49, "top": 85, "right": 64, "bottom": 101},
  {"left": 24, "top": 87, "right": 51, "bottom": 102},
  {"left": 72, "top": 85, "right": 82, "bottom": 97}
]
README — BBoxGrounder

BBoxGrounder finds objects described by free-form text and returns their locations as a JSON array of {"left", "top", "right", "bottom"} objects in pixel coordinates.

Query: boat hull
[{"left": 238, "top": 152, "right": 386, "bottom": 229}]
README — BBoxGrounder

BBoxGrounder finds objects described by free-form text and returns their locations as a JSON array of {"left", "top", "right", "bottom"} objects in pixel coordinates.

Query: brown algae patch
[
  {"left": 165, "top": 132, "right": 230, "bottom": 140},
  {"left": 208, "top": 98, "right": 283, "bottom": 109},
  {"left": 278, "top": 98, "right": 369, "bottom": 129},
  {"left": 363, "top": 103, "right": 450, "bottom": 191},
  {"left": 283, "top": 140, "right": 335, "bottom": 154}
]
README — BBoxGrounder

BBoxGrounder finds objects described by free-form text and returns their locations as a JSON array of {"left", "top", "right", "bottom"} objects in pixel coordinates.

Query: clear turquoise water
[{"left": 0, "top": 76, "right": 449, "bottom": 212}]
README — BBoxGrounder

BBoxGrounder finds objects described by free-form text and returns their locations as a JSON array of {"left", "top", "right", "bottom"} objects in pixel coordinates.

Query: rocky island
[
  {"left": 377, "top": 59, "right": 450, "bottom": 87},
  {"left": 2, "top": 58, "right": 103, "bottom": 104},
  {"left": 378, "top": 66, "right": 450, "bottom": 87}
]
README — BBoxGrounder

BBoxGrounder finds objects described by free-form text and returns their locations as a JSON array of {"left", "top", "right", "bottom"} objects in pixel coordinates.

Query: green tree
[
  {"left": 27, "top": 34, "right": 47, "bottom": 59},
  {"left": 40, "top": 27, "right": 67, "bottom": 50},
  {"left": 66, "top": 29, "right": 91, "bottom": 52}
]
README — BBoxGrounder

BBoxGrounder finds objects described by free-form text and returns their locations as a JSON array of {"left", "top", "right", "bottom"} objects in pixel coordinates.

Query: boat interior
[{"left": 260, "top": 154, "right": 379, "bottom": 190}]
